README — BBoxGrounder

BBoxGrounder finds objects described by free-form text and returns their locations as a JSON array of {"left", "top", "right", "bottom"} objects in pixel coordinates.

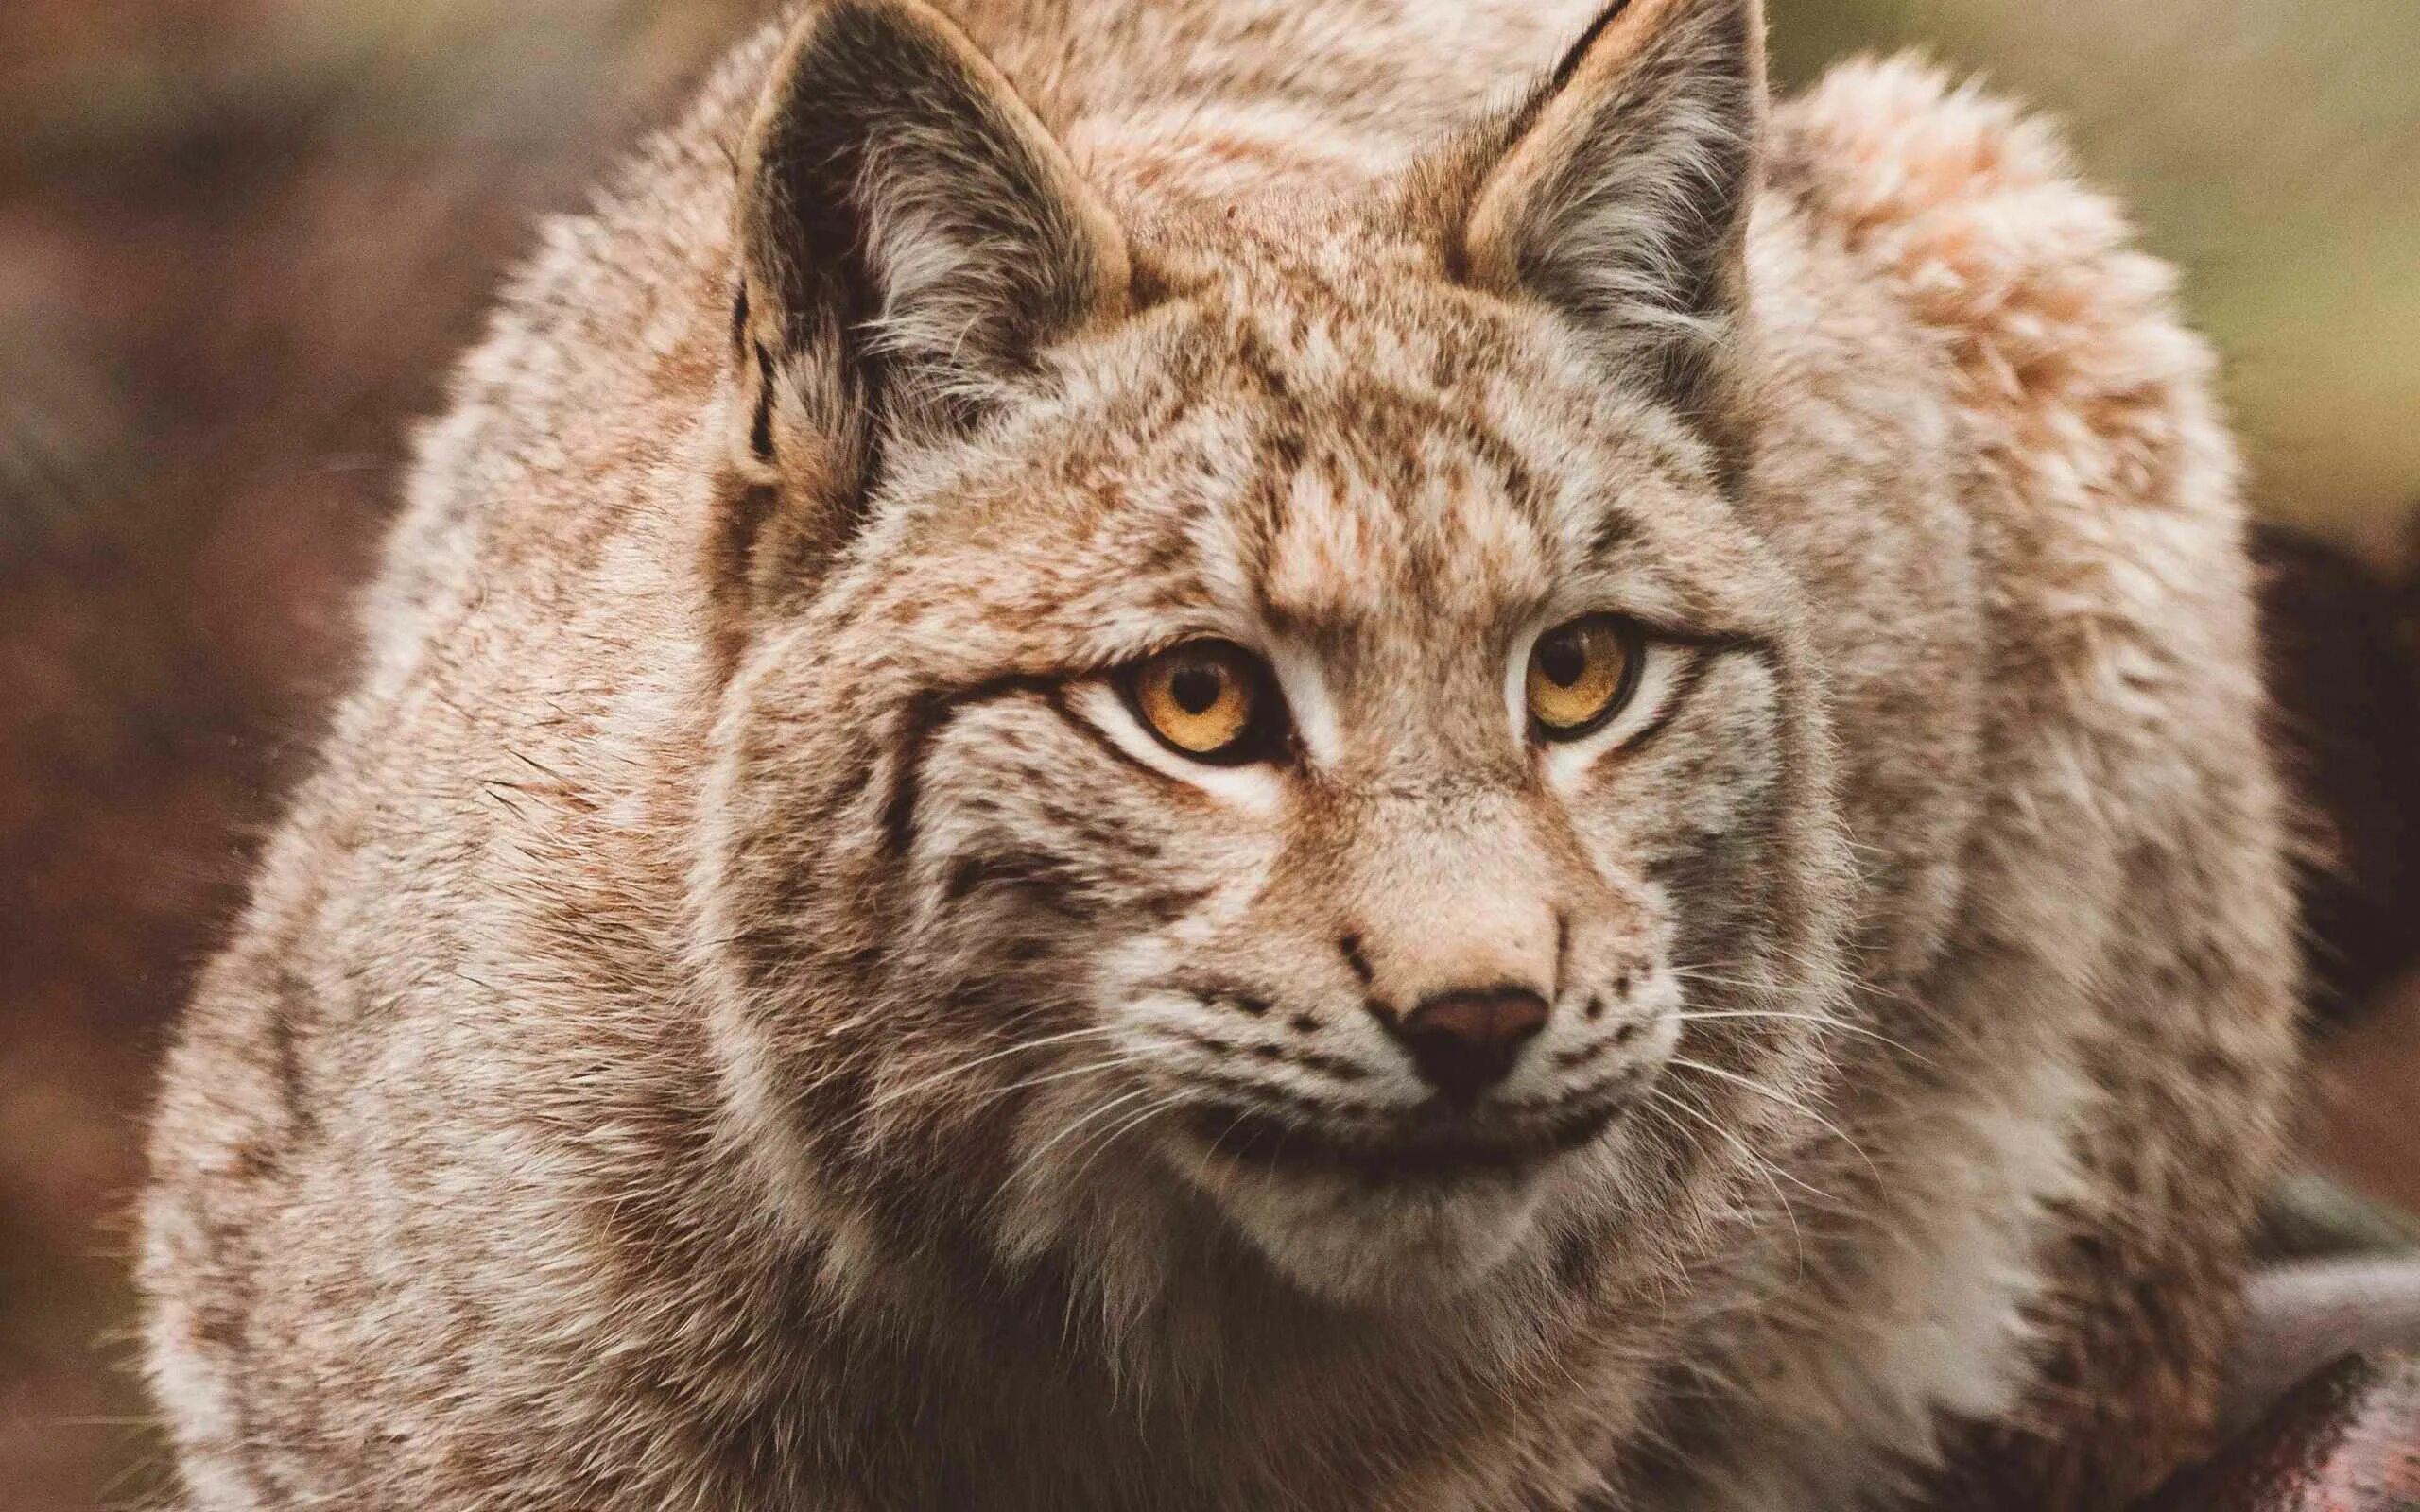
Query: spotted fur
[{"left": 140, "top": 3, "right": 2297, "bottom": 1509}]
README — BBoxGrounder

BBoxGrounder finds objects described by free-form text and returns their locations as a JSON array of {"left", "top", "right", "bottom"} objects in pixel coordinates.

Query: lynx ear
[
  {"left": 714, "top": 0, "right": 1129, "bottom": 615},
  {"left": 1459, "top": 0, "right": 1764, "bottom": 425}
]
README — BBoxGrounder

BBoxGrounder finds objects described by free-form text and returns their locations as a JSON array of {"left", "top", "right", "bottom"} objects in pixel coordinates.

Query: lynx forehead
[{"left": 142, "top": 0, "right": 2297, "bottom": 1508}]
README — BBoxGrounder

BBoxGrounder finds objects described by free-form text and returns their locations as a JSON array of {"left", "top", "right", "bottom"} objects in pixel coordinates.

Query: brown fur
[{"left": 140, "top": 3, "right": 2298, "bottom": 1508}]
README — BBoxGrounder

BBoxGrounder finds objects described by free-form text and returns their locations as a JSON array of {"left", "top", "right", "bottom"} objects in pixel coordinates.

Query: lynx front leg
[
  {"left": 1933, "top": 1220, "right": 2251, "bottom": 1508},
  {"left": 1935, "top": 940, "right": 2298, "bottom": 1510}
]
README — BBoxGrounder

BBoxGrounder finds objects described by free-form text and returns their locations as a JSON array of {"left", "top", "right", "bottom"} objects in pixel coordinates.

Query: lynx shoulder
[{"left": 142, "top": 3, "right": 2297, "bottom": 1508}]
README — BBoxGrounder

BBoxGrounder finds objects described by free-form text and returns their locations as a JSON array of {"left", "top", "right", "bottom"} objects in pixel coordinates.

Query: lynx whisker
[
  {"left": 1673, "top": 1008, "right": 1933, "bottom": 1065},
  {"left": 857, "top": 1024, "right": 1126, "bottom": 1113},
  {"left": 1640, "top": 1087, "right": 1810, "bottom": 1279},
  {"left": 1667, "top": 1055, "right": 1883, "bottom": 1188},
  {"left": 1060, "top": 1091, "right": 1193, "bottom": 1194},
  {"left": 1005, "top": 1085, "right": 1167, "bottom": 1194}
]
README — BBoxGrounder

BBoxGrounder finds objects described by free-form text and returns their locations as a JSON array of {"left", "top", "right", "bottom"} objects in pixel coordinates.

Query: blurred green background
[{"left": 1, "top": 2, "right": 2413, "bottom": 1507}]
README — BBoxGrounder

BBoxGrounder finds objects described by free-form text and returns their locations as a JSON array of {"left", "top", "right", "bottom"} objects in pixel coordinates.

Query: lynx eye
[
  {"left": 1526, "top": 615, "right": 1642, "bottom": 740},
  {"left": 1127, "top": 640, "right": 1278, "bottom": 763}
]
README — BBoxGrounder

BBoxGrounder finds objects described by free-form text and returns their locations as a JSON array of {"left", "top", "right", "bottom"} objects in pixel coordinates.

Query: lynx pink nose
[{"left": 1392, "top": 987, "right": 1551, "bottom": 1105}]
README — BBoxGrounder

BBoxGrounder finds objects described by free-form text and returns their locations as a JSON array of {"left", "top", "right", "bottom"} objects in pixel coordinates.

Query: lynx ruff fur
[{"left": 141, "top": 0, "right": 2299, "bottom": 1507}]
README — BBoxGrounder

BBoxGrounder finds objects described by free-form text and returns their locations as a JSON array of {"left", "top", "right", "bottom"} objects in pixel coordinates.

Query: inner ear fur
[
  {"left": 1456, "top": 0, "right": 1767, "bottom": 440},
  {"left": 709, "top": 0, "right": 1129, "bottom": 635}
]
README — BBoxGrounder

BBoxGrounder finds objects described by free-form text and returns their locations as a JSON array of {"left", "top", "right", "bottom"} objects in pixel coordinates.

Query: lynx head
[{"left": 692, "top": 0, "right": 1851, "bottom": 1316}]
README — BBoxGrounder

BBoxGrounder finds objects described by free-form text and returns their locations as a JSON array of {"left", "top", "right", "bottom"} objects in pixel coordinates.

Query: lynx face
[{"left": 694, "top": 0, "right": 1847, "bottom": 1310}]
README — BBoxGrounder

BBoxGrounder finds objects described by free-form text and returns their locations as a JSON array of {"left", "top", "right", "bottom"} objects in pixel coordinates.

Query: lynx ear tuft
[
  {"left": 1459, "top": 0, "right": 1765, "bottom": 428},
  {"left": 713, "top": 0, "right": 1128, "bottom": 620}
]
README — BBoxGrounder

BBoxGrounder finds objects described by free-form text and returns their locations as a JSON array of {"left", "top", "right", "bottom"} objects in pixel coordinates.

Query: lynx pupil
[
  {"left": 1538, "top": 634, "right": 1586, "bottom": 688},
  {"left": 1172, "top": 665, "right": 1223, "bottom": 714}
]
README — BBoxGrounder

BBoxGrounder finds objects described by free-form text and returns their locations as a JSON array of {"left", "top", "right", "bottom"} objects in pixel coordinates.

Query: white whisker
[
  {"left": 1674, "top": 1009, "right": 1934, "bottom": 1065},
  {"left": 1006, "top": 1085, "right": 1166, "bottom": 1192},
  {"left": 1061, "top": 1091, "right": 1190, "bottom": 1193},
  {"left": 1643, "top": 1088, "right": 1809, "bottom": 1277},
  {"left": 858, "top": 1024, "right": 1124, "bottom": 1113},
  {"left": 1668, "top": 1055, "right": 1882, "bottom": 1186}
]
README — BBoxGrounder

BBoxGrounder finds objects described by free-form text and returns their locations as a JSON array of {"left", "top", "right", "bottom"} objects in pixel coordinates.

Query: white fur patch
[{"left": 1692, "top": 1055, "right": 2091, "bottom": 1509}]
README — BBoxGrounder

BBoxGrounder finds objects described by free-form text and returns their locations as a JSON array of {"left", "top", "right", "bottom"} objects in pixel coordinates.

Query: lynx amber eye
[
  {"left": 1527, "top": 615, "right": 1640, "bottom": 739},
  {"left": 1132, "top": 640, "right": 1266, "bottom": 761}
]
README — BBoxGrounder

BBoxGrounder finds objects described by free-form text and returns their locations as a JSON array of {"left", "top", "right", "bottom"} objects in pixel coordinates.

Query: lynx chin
[{"left": 141, "top": 0, "right": 2299, "bottom": 1507}]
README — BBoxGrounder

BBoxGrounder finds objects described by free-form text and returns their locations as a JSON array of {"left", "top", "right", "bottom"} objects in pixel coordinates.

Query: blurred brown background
[{"left": 3, "top": 2, "right": 2415, "bottom": 1507}]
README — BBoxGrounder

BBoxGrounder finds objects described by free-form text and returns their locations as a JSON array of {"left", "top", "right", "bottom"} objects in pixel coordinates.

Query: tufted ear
[
  {"left": 711, "top": 0, "right": 1129, "bottom": 624},
  {"left": 1458, "top": 0, "right": 1765, "bottom": 432}
]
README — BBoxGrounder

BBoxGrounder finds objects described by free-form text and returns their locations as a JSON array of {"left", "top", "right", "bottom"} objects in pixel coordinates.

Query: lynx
[{"left": 141, "top": 0, "right": 2299, "bottom": 1507}]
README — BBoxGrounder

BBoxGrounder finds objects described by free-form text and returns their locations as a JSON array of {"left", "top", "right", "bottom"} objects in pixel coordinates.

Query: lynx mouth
[
  {"left": 1161, "top": 1083, "right": 1651, "bottom": 1301},
  {"left": 1180, "top": 1096, "right": 1630, "bottom": 1185}
]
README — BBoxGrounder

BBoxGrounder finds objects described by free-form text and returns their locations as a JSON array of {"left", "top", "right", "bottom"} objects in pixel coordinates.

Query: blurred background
[{"left": 2, "top": 1, "right": 2414, "bottom": 1506}]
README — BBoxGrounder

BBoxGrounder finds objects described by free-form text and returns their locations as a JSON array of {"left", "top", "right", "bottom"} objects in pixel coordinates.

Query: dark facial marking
[
  {"left": 268, "top": 970, "right": 321, "bottom": 1146},
  {"left": 1339, "top": 934, "right": 1374, "bottom": 987},
  {"left": 1555, "top": 1040, "right": 1612, "bottom": 1071},
  {"left": 1554, "top": 1221, "right": 1600, "bottom": 1295},
  {"left": 880, "top": 674, "right": 1055, "bottom": 856},
  {"left": 1595, "top": 646, "right": 1711, "bottom": 765},
  {"left": 1295, "top": 1050, "right": 1370, "bottom": 1083},
  {"left": 1042, "top": 685, "right": 1213, "bottom": 795},
  {"left": 750, "top": 342, "right": 777, "bottom": 462},
  {"left": 1588, "top": 508, "right": 1640, "bottom": 558},
  {"left": 878, "top": 672, "right": 1221, "bottom": 860},
  {"left": 940, "top": 850, "right": 1080, "bottom": 905}
]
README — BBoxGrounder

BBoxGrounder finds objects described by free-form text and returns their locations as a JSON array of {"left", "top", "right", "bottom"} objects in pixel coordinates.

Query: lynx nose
[{"left": 1391, "top": 987, "right": 1550, "bottom": 1106}]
